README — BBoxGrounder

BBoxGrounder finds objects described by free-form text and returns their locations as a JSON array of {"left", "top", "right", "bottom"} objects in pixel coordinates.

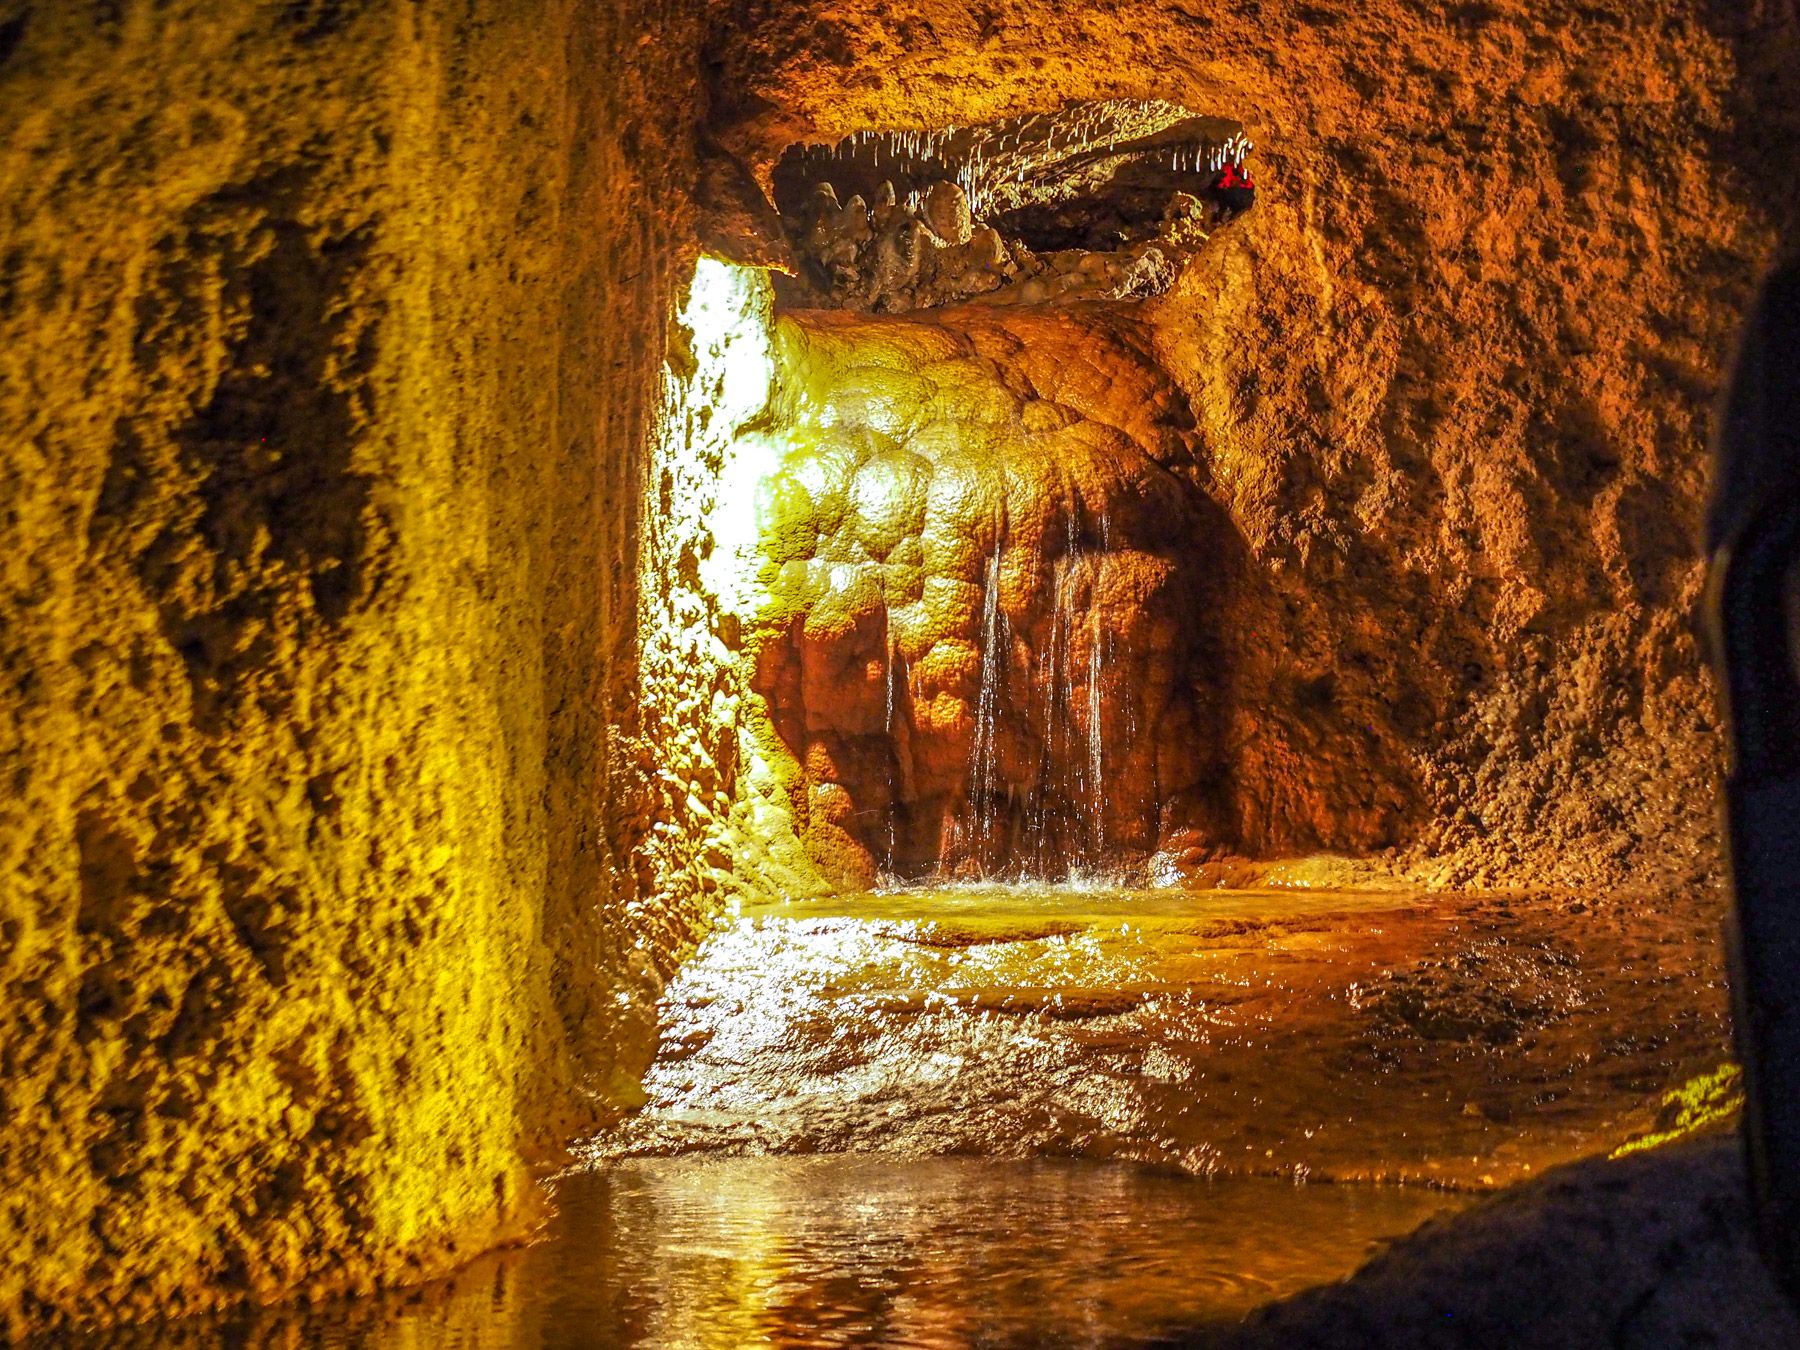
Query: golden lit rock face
[
  {"left": 631, "top": 260, "right": 842, "bottom": 917},
  {"left": 0, "top": 1, "right": 705, "bottom": 1336},
  {"left": 748, "top": 306, "right": 1237, "bottom": 879},
  {"left": 735, "top": 304, "right": 1431, "bottom": 882},
  {"left": 712, "top": 0, "right": 1800, "bottom": 889}
]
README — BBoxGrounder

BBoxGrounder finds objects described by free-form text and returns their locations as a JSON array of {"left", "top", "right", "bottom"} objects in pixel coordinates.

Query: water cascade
[
  {"left": 882, "top": 620, "right": 903, "bottom": 878},
  {"left": 946, "top": 501, "right": 1125, "bottom": 884},
  {"left": 967, "top": 547, "right": 1009, "bottom": 874},
  {"left": 1087, "top": 594, "right": 1106, "bottom": 862}
]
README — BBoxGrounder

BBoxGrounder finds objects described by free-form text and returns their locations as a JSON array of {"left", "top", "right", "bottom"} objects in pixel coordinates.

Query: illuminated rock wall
[
  {"left": 711, "top": 0, "right": 1800, "bottom": 890},
  {"left": 0, "top": 1, "right": 705, "bottom": 1335},
  {"left": 736, "top": 305, "right": 1422, "bottom": 883},
  {"left": 630, "top": 260, "right": 841, "bottom": 913},
  {"left": 745, "top": 308, "right": 1230, "bottom": 881}
]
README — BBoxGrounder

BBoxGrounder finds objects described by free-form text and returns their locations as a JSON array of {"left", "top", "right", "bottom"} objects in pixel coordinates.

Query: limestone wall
[
  {"left": 742, "top": 306, "right": 1227, "bottom": 882},
  {"left": 742, "top": 303, "right": 1433, "bottom": 884},
  {"left": 708, "top": 0, "right": 1800, "bottom": 890},
  {"left": 0, "top": 1, "right": 703, "bottom": 1335},
  {"left": 627, "top": 259, "right": 840, "bottom": 925}
]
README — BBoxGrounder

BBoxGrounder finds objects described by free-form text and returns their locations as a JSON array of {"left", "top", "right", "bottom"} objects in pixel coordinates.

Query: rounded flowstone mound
[{"left": 745, "top": 308, "right": 1235, "bottom": 883}]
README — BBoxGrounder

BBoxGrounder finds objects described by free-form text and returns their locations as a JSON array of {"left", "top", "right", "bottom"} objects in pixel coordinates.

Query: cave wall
[
  {"left": 0, "top": 0, "right": 703, "bottom": 1335},
  {"left": 713, "top": 0, "right": 1800, "bottom": 890},
  {"left": 643, "top": 286, "right": 1434, "bottom": 891},
  {"left": 745, "top": 306, "right": 1234, "bottom": 883},
  {"left": 5, "top": 0, "right": 1800, "bottom": 1334},
  {"left": 627, "top": 259, "right": 842, "bottom": 921},
  {"left": 760, "top": 307, "right": 1214, "bottom": 883}
]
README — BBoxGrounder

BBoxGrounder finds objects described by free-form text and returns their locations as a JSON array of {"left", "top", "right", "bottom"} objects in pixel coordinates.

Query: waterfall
[
  {"left": 1087, "top": 604, "right": 1104, "bottom": 864},
  {"left": 884, "top": 623, "right": 900, "bottom": 878},
  {"left": 969, "top": 549, "right": 1007, "bottom": 872},
  {"left": 1087, "top": 511, "right": 1110, "bottom": 869},
  {"left": 1021, "top": 503, "right": 1114, "bottom": 881},
  {"left": 1023, "top": 503, "right": 1087, "bottom": 878},
  {"left": 950, "top": 504, "right": 1121, "bottom": 883}
]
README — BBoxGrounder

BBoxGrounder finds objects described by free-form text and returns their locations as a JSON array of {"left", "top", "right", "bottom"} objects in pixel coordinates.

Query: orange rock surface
[
  {"left": 749, "top": 306, "right": 1236, "bottom": 880},
  {"left": 705, "top": 0, "right": 1800, "bottom": 891},
  {"left": 3, "top": 0, "right": 1799, "bottom": 1335}
]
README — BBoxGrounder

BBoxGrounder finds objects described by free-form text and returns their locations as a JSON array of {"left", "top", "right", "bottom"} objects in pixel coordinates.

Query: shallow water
[
  {"left": 72, "top": 883, "right": 1723, "bottom": 1347},
  {"left": 594, "top": 884, "right": 1726, "bottom": 1187},
  {"left": 79, "top": 1157, "right": 1468, "bottom": 1348},
  {"left": 488, "top": 1158, "right": 1466, "bottom": 1348}
]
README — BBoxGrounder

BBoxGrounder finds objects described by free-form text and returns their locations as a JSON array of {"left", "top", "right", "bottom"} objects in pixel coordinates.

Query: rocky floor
[
  {"left": 1176, "top": 1134, "right": 1800, "bottom": 1350},
  {"left": 588, "top": 881, "right": 1730, "bottom": 1188}
]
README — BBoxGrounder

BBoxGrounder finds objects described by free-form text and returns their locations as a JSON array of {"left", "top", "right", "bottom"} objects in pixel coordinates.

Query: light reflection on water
[
  {"left": 533, "top": 1157, "right": 1467, "bottom": 1348},
  {"left": 67, "top": 882, "right": 1719, "bottom": 1347},
  {"left": 601, "top": 885, "right": 1726, "bottom": 1187},
  {"left": 93, "top": 1157, "right": 1463, "bottom": 1349}
]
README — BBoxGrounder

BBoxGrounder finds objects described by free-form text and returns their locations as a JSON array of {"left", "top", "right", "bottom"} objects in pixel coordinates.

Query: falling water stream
[
  {"left": 883, "top": 620, "right": 901, "bottom": 877},
  {"left": 996, "top": 503, "right": 1114, "bottom": 881},
  {"left": 969, "top": 548, "right": 1007, "bottom": 871},
  {"left": 910, "top": 514, "right": 1122, "bottom": 881},
  {"left": 1087, "top": 514, "right": 1108, "bottom": 864}
]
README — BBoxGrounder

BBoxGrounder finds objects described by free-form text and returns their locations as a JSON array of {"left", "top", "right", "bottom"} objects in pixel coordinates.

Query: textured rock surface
[
  {"left": 628, "top": 261, "right": 842, "bottom": 918},
  {"left": 0, "top": 0, "right": 704, "bottom": 1336},
  {"left": 771, "top": 101, "right": 1239, "bottom": 311},
  {"left": 713, "top": 0, "right": 1800, "bottom": 891},
  {"left": 748, "top": 306, "right": 1231, "bottom": 880},
  {"left": 5, "top": 0, "right": 1800, "bottom": 1336},
  {"left": 742, "top": 303, "right": 1422, "bottom": 882},
  {"left": 1170, "top": 1134, "right": 1800, "bottom": 1349}
]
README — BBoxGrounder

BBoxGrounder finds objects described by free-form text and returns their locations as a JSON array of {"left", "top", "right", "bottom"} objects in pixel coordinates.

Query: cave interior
[{"left": 6, "top": 1, "right": 1799, "bottom": 1343}]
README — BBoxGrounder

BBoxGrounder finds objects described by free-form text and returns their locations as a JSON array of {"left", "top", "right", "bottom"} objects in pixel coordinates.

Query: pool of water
[
  {"left": 85, "top": 1157, "right": 1468, "bottom": 1348},
  {"left": 72, "top": 882, "right": 1722, "bottom": 1346},
  {"left": 594, "top": 884, "right": 1726, "bottom": 1187}
]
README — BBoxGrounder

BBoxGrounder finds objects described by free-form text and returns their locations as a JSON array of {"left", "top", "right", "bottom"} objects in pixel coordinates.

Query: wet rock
[
  {"left": 1200, "top": 1138, "right": 1794, "bottom": 1350},
  {"left": 746, "top": 309, "right": 1237, "bottom": 879}
]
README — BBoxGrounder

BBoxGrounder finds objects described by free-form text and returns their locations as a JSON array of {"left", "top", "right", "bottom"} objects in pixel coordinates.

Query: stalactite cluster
[{"left": 769, "top": 99, "right": 1242, "bottom": 311}]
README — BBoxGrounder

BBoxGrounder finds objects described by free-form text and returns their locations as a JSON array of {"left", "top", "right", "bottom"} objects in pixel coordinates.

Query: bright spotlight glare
[{"left": 676, "top": 258, "right": 781, "bottom": 618}]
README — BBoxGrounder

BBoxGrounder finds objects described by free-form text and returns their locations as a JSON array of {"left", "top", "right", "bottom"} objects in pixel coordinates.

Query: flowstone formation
[
  {"left": 748, "top": 310, "right": 1232, "bottom": 881},
  {"left": 770, "top": 100, "right": 1241, "bottom": 313},
  {"left": 644, "top": 268, "right": 1426, "bottom": 895},
  {"left": 737, "top": 306, "right": 1257, "bottom": 885}
]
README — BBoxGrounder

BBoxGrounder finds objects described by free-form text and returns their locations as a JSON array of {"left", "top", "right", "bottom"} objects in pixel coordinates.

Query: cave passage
[
  {"left": 589, "top": 185, "right": 1737, "bottom": 1330},
  {"left": 591, "top": 87, "right": 1738, "bottom": 1335},
  {"left": 651, "top": 234, "right": 1418, "bottom": 891},
  {"left": 7, "top": 0, "right": 1782, "bottom": 1340}
]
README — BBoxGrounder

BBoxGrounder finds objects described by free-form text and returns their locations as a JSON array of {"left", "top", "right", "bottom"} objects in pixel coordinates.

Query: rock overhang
[{"left": 760, "top": 99, "right": 1251, "bottom": 312}]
